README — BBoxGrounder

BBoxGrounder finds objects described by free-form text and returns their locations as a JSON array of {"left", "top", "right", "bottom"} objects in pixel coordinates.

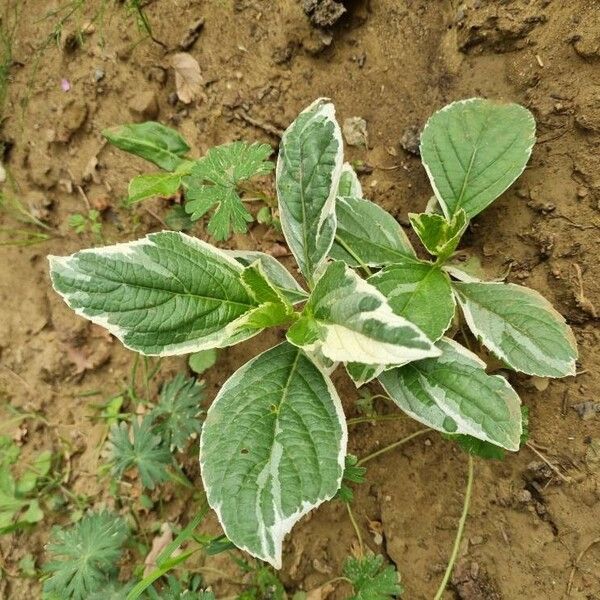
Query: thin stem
[
  {"left": 346, "top": 502, "right": 364, "bottom": 556},
  {"left": 348, "top": 414, "right": 408, "bottom": 426},
  {"left": 334, "top": 234, "right": 373, "bottom": 277},
  {"left": 357, "top": 428, "right": 430, "bottom": 466},
  {"left": 433, "top": 454, "right": 474, "bottom": 600},
  {"left": 526, "top": 442, "right": 572, "bottom": 484}
]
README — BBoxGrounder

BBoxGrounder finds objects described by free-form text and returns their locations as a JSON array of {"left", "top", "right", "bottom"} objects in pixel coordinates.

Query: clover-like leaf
[
  {"left": 184, "top": 141, "right": 274, "bottom": 240},
  {"left": 200, "top": 342, "right": 347, "bottom": 568},
  {"left": 343, "top": 554, "right": 403, "bottom": 600}
]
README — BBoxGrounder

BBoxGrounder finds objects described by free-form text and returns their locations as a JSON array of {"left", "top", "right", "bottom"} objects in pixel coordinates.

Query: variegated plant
[{"left": 48, "top": 98, "right": 577, "bottom": 568}]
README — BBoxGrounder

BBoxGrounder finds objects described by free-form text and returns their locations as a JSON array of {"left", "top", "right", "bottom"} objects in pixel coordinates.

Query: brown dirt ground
[{"left": 1, "top": 0, "right": 600, "bottom": 598}]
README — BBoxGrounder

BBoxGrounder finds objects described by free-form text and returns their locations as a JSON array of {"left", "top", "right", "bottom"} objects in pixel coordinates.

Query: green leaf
[
  {"left": 335, "top": 454, "right": 366, "bottom": 503},
  {"left": 150, "top": 374, "right": 204, "bottom": 451},
  {"left": 337, "top": 162, "right": 363, "bottom": 197},
  {"left": 420, "top": 98, "right": 536, "bottom": 219},
  {"left": 408, "top": 209, "right": 468, "bottom": 259},
  {"left": 127, "top": 173, "right": 183, "bottom": 204},
  {"left": 379, "top": 338, "right": 522, "bottom": 451},
  {"left": 450, "top": 405, "right": 530, "bottom": 460},
  {"left": 43, "top": 511, "right": 129, "bottom": 600},
  {"left": 165, "top": 204, "right": 194, "bottom": 231},
  {"left": 16, "top": 450, "right": 52, "bottom": 494},
  {"left": 87, "top": 581, "right": 135, "bottom": 600},
  {"left": 345, "top": 362, "right": 384, "bottom": 387},
  {"left": 0, "top": 435, "right": 20, "bottom": 466},
  {"left": 276, "top": 98, "right": 343, "bottom": 284},
  {"left": 184, "top": 142, "right": 274, "bottom": 241},
  {"left": 109, "top": 417, "right": 172, "bottom": 489},
  {"left": 330, "top": 197, "right": 415, "bottom": 268},
  {"left": 368, "top": 258, "right": 455, "bottom": 342},
  {"left": 200, "top": 342, "right": 347, "bottom": 568},
  {"left": 287, "top": 261, "right": 439, "bottom": 366},
  {"left": 188, "top": 349, "right": 218, "bottom": 375},
  {"left": 453, "top": 281, "right": 578, "bottom": 377},
  {"left": 103, "top": 122, "right": 190, "bottom": 171},
  {"left": 343, "top": 554, "right": 403, "bottom": 600},
  {"left": 224, "top": 249, "right": 308, "bottom": 304},
  {"left": 49, "top": 231, "right": 272, "bottom": 356}
]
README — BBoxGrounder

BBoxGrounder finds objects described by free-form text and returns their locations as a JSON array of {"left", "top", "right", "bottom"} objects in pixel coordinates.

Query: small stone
[
  {"left": 343, "top": 116, "right": 368, "bottom": 147},
  {"left": 517, "top": 489, "right": 532, "bottom": 503},
  {"left": 148, "top": 66, "right": 168, "bottom": 85},
  {"left": 302, "top": 0, "right": 346, "bottom": 27},
  {"left": 129, "top": 91, "right": 159, "bottom": 121},
  {"left": 59, "top": 101, "right": 88, "bottom": 142},
  {"left": 470, "top": 535, "right": 484, "bottom": 546},
  {"left": 399, "top": 125, "right": 421, "bottom": 155},
  {"left": 94, "top": 68, "right": 105, "bottom": 82},
  {"left": 27, "top": 191, "right": 52, "bottom": 222},
  {"left": 577, "top": 186, "right": 589, "bottom": 199}
]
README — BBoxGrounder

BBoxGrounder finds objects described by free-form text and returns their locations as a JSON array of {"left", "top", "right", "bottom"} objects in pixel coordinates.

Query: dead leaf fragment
[
  {"left": 306, "top": 583, "right": 335, "bottom": 600},
  {"left": 179, "top": 17, "right": 205, "bottom": 51},
  {"left": 144, "top": 523, "right": 173, "bottom": 576},
  {"left": 170, "top": 52, "right": 203, "bottom": 104}
]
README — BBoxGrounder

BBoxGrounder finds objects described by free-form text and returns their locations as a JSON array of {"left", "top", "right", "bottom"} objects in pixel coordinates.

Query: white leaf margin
[
  {"left": 294, "top": 263, "right": 441, "bottom": 366},
  {"left": 453, "top": 282, "right": 578, "bottom": 377},
  {"left": 276, "top": 98, "right": 344, "bottom": 281},
  {"left": 380, "top": 337, "right": 522, "bottom": 451},
  {"left": 199, "top": 344, "right": 347, "bottom": 568},
  {"left": 48, "top": 231, "right": 266, "bottom": 357},
  {"left": 420, "top": 97, "right": 536, "bottom": 220}
]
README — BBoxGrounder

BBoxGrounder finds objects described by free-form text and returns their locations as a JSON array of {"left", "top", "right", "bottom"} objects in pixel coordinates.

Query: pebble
[
  {"left": 343, "top": 116, "right": 368, "bottom": 147},
  {"left": 129, "top": 91, "right": 159, "bottom": 121},
  {"left": 94, "top": 68, "right": 105, "bottom": 82}
]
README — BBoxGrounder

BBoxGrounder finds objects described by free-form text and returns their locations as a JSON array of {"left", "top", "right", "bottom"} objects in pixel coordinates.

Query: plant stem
[
  {"left": 347, "top": 414, "right": 408, "bottom": 426},
  {"left": 357, "top": 428, "right": 430, "bottom": 466},
  {"left": 334, "top": 234, "right": 373, "bottom": 277},
  {"left": 346, "top": 502, "right": 364, "bottom": 556},
  {"left": 433, "top": 454, "right": 474, "bottom": 600}
]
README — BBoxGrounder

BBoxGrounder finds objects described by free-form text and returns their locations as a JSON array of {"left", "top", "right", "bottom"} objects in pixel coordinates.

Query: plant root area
[{"left": 1, "top": 1, "right": 599, "bottom": 598}]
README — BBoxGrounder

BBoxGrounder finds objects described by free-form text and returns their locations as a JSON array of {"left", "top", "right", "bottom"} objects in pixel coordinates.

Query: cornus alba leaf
[{"left": 49, "top": 97, "right": 577, "bottom": 568}]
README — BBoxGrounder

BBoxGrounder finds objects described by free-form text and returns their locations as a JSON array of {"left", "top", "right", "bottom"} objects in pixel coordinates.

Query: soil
[{"left": 1, "top": 0, "right": 600, "bottom": 599}]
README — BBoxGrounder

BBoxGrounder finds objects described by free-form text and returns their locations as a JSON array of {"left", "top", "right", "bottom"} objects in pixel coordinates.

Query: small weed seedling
[
  {"left": 49, "top": 98, "right": 577, "bottom": 569},
  {"left": 102, "top": 122, "right": 274, "bottom": 240}
]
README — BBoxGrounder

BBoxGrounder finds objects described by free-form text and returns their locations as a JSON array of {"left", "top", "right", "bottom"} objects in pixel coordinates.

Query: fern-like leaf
[
  {"left": 43, "top": 511, "right": 128, "bottom": 600},
  {"left": 184, "top": 141, "right": 274, "bottom": 240},
  {"left": 109, "top": 417, "right": 172, "bottom": 489},
  {"left": 150, "top": 374, "right": 204, "bottom": 451}
]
